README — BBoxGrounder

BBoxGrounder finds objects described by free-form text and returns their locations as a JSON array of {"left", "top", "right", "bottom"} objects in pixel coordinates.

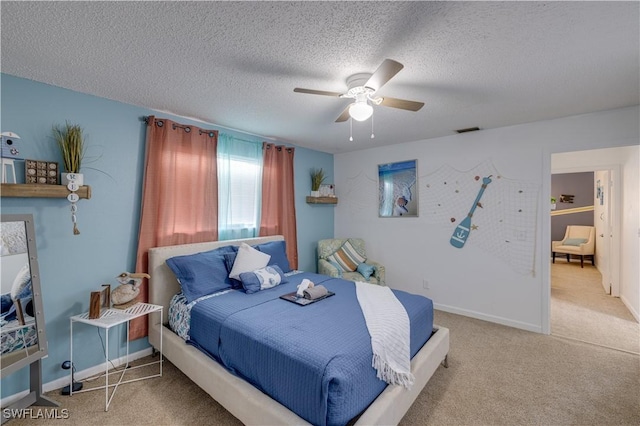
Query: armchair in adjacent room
[
  {"left": 552, "top": 225, "right": 595, "bottom": 268},
  {"left": 317, "top": 238, "right": 385, "bottom": 286}
]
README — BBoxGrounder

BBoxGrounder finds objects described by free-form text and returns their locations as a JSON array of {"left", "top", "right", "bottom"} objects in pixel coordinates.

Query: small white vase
[
  {"left": 61, "top": 172, "right": 84, "bottom": 186},
  {"left": 311, "top": 190, "right": 320, "bottom": 197}
]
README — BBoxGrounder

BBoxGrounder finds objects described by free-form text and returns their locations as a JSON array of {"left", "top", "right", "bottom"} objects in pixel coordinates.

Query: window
[{"left": 217, "top": 134, "right": 262, "bottom": 240}]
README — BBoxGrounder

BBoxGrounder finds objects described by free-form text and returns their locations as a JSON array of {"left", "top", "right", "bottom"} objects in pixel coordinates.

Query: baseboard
[
  {"left": 434, "top": 303, "right": 543, "bottom": 333},
  {"left": 0, "top": 347, "right": 153, "bottom": 408},
  {"left": 619, "top": 295, "right": 640, "bottom": 322}
]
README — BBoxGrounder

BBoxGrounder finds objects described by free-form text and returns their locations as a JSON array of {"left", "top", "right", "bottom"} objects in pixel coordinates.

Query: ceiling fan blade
[
  {"left": 379, "top": 96, "right": 424, "bottom": 112},
  {"left": 365, "top": 59, "right": 404, "bottom": 92},
  {"left": 335, "top": 105, "right": 351, "bottom": 122},
  {"left": 294, "top": 88, "right": 343, "bottom": 97}
]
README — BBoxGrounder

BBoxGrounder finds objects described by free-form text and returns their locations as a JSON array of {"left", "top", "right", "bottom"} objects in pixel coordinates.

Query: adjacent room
[
  {"left": 1, "top": 2, "right": 638, "bottom": 425},
  {"left": 550, "top": 151, "right": 639, "bottom": 354}
]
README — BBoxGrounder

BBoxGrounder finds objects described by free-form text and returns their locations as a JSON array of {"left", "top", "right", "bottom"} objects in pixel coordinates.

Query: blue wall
[{"left": 0, "top": 74, "right": 333, "bottom": 397}]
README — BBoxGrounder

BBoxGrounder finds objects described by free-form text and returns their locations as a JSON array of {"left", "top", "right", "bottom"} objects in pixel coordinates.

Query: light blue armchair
[{"left": 317, "top": 238, "right": 385, "bottom": 286}]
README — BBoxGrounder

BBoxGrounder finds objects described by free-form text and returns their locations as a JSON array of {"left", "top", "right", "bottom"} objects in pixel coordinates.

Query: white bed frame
[{"left": 148, "top": 235, "right": 449, "bottom": 425}]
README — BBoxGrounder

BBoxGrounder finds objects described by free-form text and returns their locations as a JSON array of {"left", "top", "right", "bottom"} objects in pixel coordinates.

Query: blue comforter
[{"left": 189, "top": 272, "right": 433, "bottom": 426}]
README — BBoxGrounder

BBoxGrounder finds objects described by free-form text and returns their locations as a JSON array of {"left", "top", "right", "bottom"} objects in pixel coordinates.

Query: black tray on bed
[{"left": 279, "top": 291, "right": 335, "bottom": 306}]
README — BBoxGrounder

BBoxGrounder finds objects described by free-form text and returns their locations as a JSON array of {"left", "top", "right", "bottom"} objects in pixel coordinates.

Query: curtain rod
[{"left": 141, "top": 115, "right": 277, "bottom": 142}]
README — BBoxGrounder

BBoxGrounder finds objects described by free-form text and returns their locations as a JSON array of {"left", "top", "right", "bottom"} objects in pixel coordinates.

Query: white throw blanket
[{"left": 355, "top": 281, "right": 414, "bottom": 389}]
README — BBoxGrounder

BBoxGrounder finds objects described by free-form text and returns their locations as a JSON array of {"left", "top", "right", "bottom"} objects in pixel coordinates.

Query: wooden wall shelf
[
  {"left": 1, "top": 184, "right": 92, "bottom": 199},
  {"left": 306, "top": 196, "right": 338, "bottom": 204}
]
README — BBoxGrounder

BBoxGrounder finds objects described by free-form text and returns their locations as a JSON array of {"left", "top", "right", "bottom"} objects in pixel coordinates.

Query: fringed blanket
[{"left": 355, "top": 281, "right": 414, "bottom": 389}]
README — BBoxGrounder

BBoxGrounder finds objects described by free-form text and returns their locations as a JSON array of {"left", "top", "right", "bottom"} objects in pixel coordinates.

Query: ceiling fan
[{"left": 294, "top": 59, "right": 424, "bottom": 123}]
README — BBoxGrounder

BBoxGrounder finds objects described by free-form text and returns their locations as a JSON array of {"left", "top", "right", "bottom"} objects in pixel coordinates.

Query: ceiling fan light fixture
[{"left": 349, "top": 101, "right": 373, "bottom": 121}]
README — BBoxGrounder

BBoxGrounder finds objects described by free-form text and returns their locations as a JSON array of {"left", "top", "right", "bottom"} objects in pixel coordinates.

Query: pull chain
[
  {"left": 349, "top": 118, "right": 353, "bottom": 142},
  {"left": 371, "top": 113, "right": 375, "bottom": 139}
]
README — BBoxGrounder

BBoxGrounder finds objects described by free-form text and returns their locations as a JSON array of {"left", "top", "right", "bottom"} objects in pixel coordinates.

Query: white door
[
  {"left": 606, "top": 168, "right": 620, "bottom": 297},
  {"left": 594, "top": 170, "right": 613, "bottom": 294}
]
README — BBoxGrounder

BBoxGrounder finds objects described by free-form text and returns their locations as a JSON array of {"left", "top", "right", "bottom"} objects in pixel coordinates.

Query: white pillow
[{"left": 228, "top": 243, "right": 271, "bottom": 280}]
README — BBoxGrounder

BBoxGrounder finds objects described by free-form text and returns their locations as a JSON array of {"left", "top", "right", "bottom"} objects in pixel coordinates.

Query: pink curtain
[
  {"left": 259, "top": 142, "right": 298, "bottom": 270},
  {"left": 130, "top": 116, "right": 218, "bottom": 340}
]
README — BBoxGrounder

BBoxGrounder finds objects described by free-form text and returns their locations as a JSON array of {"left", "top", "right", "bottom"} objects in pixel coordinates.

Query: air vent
[{"left": 455, "top": 127, "right": 480, "bottom": 134}]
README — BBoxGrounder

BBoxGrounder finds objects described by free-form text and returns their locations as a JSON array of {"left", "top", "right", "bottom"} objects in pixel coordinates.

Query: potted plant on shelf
[
  {"left": 550, "top": 196, "right": 557, "bottom": 210},
  {"left": 310, "top": 168, "right": 326, "bottom": 197},
  {"left": 53, "top": 122, "right": 85, "bottom": 186}
]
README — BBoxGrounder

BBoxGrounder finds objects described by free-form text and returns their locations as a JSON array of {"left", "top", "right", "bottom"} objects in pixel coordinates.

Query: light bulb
[{"left": 348, "top": 102, "right": 373, "bottom": 121}]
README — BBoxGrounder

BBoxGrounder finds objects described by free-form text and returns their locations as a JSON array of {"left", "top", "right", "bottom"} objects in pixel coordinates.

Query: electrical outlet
[{"left": 423, "top": 279, "right": 429, "bottom": 289}]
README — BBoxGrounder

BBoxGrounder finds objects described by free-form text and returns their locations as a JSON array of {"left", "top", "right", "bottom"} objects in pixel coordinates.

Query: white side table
[{"left": 69, "top": 303, "right": 163, "bottom": 411}]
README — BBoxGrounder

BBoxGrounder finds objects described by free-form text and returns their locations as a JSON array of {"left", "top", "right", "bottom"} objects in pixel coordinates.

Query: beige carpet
[
  {"left": 7, "top": 308, "right": 639, "bottom": 426},
  {"left": 551, "top": 261, "right": 640, "bottom": 354}
]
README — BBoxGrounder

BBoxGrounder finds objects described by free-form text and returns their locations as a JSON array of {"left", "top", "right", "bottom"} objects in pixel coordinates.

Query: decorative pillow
[
  {"left": 327, "top": 260, "right": 343, "bottom": 278},
  {"left": 166, "top": 245, "right": 237, "bottom": 304},
  {"left": 228, "top": 243, "right": 271, "bottom": 280},
  {"left": 563, "top": 238, "right": 588, "bottom": 246},
  {"left": 239, "top": 265, "right": 287, "bottom": 294},
  {"left": 356, "top": 263, "right": 375, "bottom": 281},
  {"left": 223, "top": 253, "right": 242, "bottom": 288},
  {"left": 255, "top": 240, "right": 291, "bottom": 273},
  {"left": 326, "top": 240, "right": 366, "bottom": 272}
]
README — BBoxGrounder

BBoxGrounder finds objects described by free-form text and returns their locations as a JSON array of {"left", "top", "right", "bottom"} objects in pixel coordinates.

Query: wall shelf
[
  {"left": 306, "top": 196, "right": 338, "bottom": 204},
  {"left": 1, "top": 184, "right": 92, "bottom": 199}
]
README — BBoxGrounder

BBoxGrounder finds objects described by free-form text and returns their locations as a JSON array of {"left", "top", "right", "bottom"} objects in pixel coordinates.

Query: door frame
[
  {"left": 552, "top": 163, "right": 621, "bottom": 297},
  {"left": 541, "top": 150, "right": 623, "bottom": 335}
]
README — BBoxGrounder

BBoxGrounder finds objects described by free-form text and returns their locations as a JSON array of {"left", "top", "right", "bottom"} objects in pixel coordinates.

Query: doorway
[{"left": 550, "top": 150, "right": 638, "bottom": 354}]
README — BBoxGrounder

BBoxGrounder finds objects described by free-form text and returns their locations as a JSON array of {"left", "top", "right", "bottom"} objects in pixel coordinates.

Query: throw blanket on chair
[{"left": 355, "top": 281, "right": 415, "bottom": 389}]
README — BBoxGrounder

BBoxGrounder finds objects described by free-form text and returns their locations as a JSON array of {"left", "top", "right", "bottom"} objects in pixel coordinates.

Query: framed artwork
[
  {"left": 25, "top": 159, "right": 58, "bottom": 184},
  {"left": 596, "top": 180, "right": 604, "bottom": 205},
  {"left": 378, "top": 159, "right": 418, "bottom": 217}
]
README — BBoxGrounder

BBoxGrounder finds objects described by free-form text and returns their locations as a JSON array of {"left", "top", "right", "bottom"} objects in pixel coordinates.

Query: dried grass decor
[
  {"left": 310, "top": 168, "right": 326, "bottom": 191},
  {"left": 53, "top": 122, "right": 85, "bottom": 173}
]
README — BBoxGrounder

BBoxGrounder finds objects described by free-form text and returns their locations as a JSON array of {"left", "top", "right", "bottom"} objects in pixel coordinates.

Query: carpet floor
[
  {"left": 6, "top": 269, "right": 640, "bottom": 425},
  {"left": 551, "top": 261, "right": 639, "bottom": 354}
]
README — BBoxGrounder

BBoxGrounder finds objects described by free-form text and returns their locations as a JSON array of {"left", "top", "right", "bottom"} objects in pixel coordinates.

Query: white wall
[
  {"left": 334, "top": 106, "right": 639, "bottom": 333},
  {"left": 553, "top": 145, "right": 640, "bottom": 321}
]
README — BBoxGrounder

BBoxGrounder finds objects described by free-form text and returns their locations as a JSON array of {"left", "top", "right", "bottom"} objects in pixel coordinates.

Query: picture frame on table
[{"left": 88, "top": 284, "right": 111, "bottom": 319}]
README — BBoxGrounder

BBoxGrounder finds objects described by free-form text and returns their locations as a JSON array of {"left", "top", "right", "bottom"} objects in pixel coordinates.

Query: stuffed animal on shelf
[{"left": 111, "top": 272, "right": 150, "bottom": 309}]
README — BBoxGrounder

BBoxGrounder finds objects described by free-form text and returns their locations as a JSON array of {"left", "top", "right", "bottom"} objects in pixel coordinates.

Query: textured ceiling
[{"left": 2, "top": 1, "right": 638, "bottom": 154}]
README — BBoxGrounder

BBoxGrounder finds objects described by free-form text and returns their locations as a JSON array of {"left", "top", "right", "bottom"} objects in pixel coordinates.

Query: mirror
[{"left": 1, "top": 214, "right": 49, "bottom": 378}]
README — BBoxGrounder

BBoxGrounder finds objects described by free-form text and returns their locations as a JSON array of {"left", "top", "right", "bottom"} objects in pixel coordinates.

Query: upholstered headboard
[{"left": 148, "top": 235, "right": 284, "bottom": 325}]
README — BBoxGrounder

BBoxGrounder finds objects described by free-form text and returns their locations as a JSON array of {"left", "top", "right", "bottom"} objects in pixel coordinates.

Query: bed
[{"left": 148, "top": 235, "right": 449, "bottom": 425}]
